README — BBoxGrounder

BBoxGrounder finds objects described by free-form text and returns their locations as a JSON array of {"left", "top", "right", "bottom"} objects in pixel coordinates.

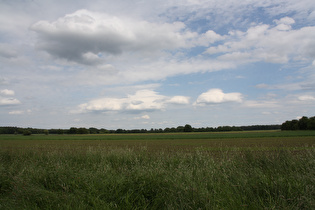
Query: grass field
[{"left": 1, "top": 131, "right": 315, "bottom": 209}]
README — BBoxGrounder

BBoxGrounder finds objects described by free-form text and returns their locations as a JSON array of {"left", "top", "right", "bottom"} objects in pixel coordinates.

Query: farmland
[{"left": 1, "top": 130, "right": 315, "bottom": 209}]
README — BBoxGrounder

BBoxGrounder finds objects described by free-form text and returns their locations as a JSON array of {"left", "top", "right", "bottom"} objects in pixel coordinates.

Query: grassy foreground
[{"left": 0, "top": 131, "right": 315, "bottom": 209}]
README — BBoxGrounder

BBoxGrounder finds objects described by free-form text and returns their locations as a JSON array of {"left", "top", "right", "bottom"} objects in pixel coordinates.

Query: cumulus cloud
[
  {"left": 0, "top": 89, "right": 20, "bottom": 106},
  {"left": 274, "top": 17, "right": 295, "bottom": 25},
  {"left": 205, "top": 17, "right": 315, "bottom": 64},
  {"left": 0, "top": 97, "right": 21, "bottom": 106},
  {"left": 30, "top": 9, "right": 235, "bottom": 85},
  {"left": 30, "top": 9, "right": 193, "bottom": 65},
  {"left": 167, "top": 96, "right": 190, "bottom": 104},
  {"left": 195, "top": 89, "right": 243, "bottom": 105},
  {"left": 0, "top": 89, "right": 15, "bottom": 96},
  {"left": 32, "top": 9, "right": 314, "bottom": 87},
  {"left": 195, "top": 30, "right": 225, "bottom": 46},
  {"left": 75, "top": 89, "right": 189, "bottom": 113}
]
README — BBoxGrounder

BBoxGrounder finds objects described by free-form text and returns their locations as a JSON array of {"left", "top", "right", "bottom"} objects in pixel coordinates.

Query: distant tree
[
  {"left": 23, "top": 130, "right": 32, "bottom": 136},
  {"left": 89, "top": 127, "right": 99, "bottom": 134},
  {"left": 69, "top": 127, "right": 78, "bottom": 134},
  {"left": 116, "top": 129, "right": 125, "bottom": 133},
  {"left": 141, "top": 129, "right": 147, "bottom": 133},
  {"left": 281, "top": 121, "right": 291, "bottom": 130},
  {"left": 307, "top": 117, "right": 315, "bottom": 130},
  {"left": 183, "top": 124, "right": 193, "bottom": 132},
  {"left": 298, "top": 116, "right": 308, "bottom": 130},
  {"left": 77, "top": 127, "right": 89, "bottom": 134},
  {"left": 57, "top": 129, "right": 65, "bottom": 134},
  {"left": 99, "top": 128, "right": 109, "bottom": 134},
  {"left": 44, "top": 130, "right": 49, "bottom": 135},
  {"left": 176, "top": 126, "right": 184, "bottom": 132},
  {"left": 281, "top": 116, "right": 315, "bottom": 130},
  {"left": 291, "top": 120, "right": 299, "bottom": 130},
  {"left": 164, "top": 127, "right": 171, "bottom": 133},
  {"left": 48, "top": 129, "right": 64, "bottom": 134}
]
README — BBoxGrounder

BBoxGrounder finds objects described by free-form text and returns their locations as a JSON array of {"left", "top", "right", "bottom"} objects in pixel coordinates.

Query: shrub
[{"left": 23, "top": 130, "right": 32, "bottom": 136}]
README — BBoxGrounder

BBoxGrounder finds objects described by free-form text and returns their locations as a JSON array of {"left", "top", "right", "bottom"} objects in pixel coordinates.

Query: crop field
[
  {"left": 1, "top": 130, "right": 315, "bottom": 152},
  {"left": 1, "top": 130, "right": 315, "bottom": 209}
]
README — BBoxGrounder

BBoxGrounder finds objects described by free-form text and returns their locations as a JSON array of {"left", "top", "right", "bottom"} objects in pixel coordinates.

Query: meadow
[{"left": 1, "top": 130, "right": 315, "bottom": 209}]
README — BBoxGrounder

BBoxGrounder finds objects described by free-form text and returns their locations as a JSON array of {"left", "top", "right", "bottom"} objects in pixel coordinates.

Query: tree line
[
  {"left": 0, "top": 124, "right": 282, "bottom": 135},
  {"left": 281, "top": 116, "right": 315, "bottom": 130},
  {"left": 3, "top": 115, "right": 315, "bottom": 135}
]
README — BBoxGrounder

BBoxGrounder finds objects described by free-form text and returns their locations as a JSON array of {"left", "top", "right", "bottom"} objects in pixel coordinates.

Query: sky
[{"left": 1, "top": 0, "right": 315, "bottom": 129}]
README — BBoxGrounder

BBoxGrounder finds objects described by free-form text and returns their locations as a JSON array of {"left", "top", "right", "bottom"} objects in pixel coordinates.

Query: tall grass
[{"left": 0, "top": 145, "right": 314, "bottom": 209}]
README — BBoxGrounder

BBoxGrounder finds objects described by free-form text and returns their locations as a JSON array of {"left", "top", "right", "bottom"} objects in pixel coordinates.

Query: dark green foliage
[
  {"left": 298, "top": 116, "right": 309, "bottom": 130},
  {"left": 184, "top": 124, "right": 193, "bottom": 132},
  {"left": 1, "top": 116, "right": 314, "bottom": 135},
  {"left": 0, "top": 123, "right": 282, "bottom": 135},
  {"left": 282, "top": 116, "right": 315, "bottom": 130},
  {"left": 68, "top": 127, "right": 78, "bottom": 134},
  {"left": 43, "top": 130, "right": 49, "bottom": 135},
  {"left": 23, "top": 130, "right": 32, "bottom": 136},
  {"left": 307, "top": 117, "right": 315, "bottom": 130}
]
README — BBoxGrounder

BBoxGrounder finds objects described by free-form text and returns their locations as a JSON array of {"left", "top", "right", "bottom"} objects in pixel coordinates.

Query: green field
[
  {"left": 1, "top": 130, "right": 315, "bottom": 151},
  {"left": 1, "top": 131, "right": 315, "bottom": 209}
]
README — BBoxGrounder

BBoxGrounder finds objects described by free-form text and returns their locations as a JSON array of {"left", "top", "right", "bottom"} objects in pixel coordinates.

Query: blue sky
[{"left": 1, "top": 0, "right": 315, "bottom": 129}]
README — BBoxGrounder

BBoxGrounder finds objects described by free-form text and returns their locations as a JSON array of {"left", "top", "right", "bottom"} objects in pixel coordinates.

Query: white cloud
[
  {"left": 30, "top": 9, "right": 239, "bottom": 86},
  {"left": 0, "top": 89, "right": 15, "bottom": 96},
  {"left": 275, "top": 24, "right": 292, "bottom": 31},
  {"left": 0, "top": 89, "right": 20, "bottom": 106},
  {"left": 74, "top": 90, "right": 190, "bottom": 113},
  {"left": 195, "top": 88, "right": 243, "bottom": 105},
  {"left": 0, "top": 97, "right": 21, "bottom": 106},
  {"left": 274, "top": 17, "right": 295, "bottom": 25},
  {"left": 298, "top": 95, "right": 315, "bottom": 101},
  {"left": 29, "top": 8, "right": 315, "bottom": 88},
  {"left": 167, "top": 96, "right": 190, "bottom": 104},
  {"left": 195, "top": 30, "right": 225, "bottom": 46},
  {"left": 205, "top": 17, "right": 315, "bottom": 64},
  {"left": 77, "top": 98, "right": 125, "bottom": 112},
  {"left": 125, "top": 90, "right": 166, "bottom": 111}
]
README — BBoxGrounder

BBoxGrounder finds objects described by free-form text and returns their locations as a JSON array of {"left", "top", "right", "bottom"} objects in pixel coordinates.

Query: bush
[{"left": 23, "top": 130, "right": 32, "bottom": 136}]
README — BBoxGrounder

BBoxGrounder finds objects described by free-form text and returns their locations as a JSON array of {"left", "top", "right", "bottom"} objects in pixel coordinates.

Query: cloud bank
[
  {"left": 206, "top": 17, "right": 315, "bottom": 64},
  {"left": 30, "top": 10, "right": 194, "bottom": 65}
]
